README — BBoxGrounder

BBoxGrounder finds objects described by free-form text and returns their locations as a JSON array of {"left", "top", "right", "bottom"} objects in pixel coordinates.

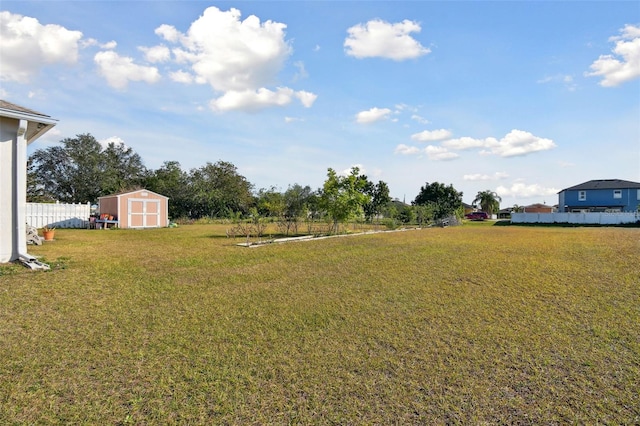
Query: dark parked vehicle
[{"left": 465, "top": 211, "right": 489, "bottom": 220}]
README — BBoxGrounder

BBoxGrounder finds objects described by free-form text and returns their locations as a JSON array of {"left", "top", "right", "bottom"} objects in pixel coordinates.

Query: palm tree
[{"left": 473, "top": 190, "right": 502, "bottom": 217}]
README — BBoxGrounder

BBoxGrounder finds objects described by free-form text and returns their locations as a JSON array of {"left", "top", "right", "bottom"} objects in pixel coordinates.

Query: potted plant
[{"left": 42, "top": 225, "right": 56, "bottom": 241}]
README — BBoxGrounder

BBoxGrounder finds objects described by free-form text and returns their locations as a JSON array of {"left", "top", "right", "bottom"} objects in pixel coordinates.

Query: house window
[
  {"left": 613, "top": 190, "right": 622, "bottom": 199},
  {"left": 578, "top": 191, "right": 586, "bottom": 201},
  {"left": 637, "top": 189, "right": 640, "bottom": 201}
]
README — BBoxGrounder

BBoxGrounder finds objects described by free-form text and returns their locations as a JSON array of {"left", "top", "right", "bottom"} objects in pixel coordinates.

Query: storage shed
[
  {"left": 523, "top": 203, "right": 555, "bottom": 213},
  {"left": 98, "top": 189, "right": 169, "bottom": 229}
]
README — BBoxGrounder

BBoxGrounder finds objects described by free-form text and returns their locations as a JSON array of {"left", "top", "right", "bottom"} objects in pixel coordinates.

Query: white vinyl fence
[
  {"left": 26, "top": 202, "right": 91, "bottom": 229},
  {"left": 511, "top": 212, "right": 640, "bottom": 225}
]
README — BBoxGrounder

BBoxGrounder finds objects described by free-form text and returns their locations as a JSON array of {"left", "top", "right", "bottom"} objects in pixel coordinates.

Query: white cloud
[
  {"left": 155, "top": 24, "right": 181, "bottom": 43},
  {"left": 489, "top": 129, "right": 556, "bottom": 157},
  {"left": 295, "top": 91, "right": 317, "bottom": 108},
  {"left": 496, "top": 182, "right": 559, "bottom": 199},
  {"left": 537, "top": 73, "right": 577, "bottom": 91},
  {"left": 424, "top": 145, "right": 459, "bottom": 161},
  {"left": 94, "top": 50, "right": 161, "bottom": 90},
  {"left": 344, "top": 19, "right": 430, "bottom": 60},
  {"left": 139, "top": 44, "right": 170, "bottom": 63},
  {"left": 411, "top": 114, "right": 430, "bottom": 124},
  {"left": 101, "top": 40, "right": 117, "bottom": 50},
  {"left": 209, "top": 87, "right": 315, "bottom": 112},
  {"left": 395, "top": 144, "right": 421, "bottom": 155},
  {"left": 463, "top": 172, "right": 509, "bottom": 181},
  {"left": 614, "top": 24, "right": 640, "bottom": 40},
  {"left": 398, "top": 127, "right": 555, "bottom": 162},
  {"left": 340, "top": 164, "right": 382, "bottom": 179},
  {"left": 585, "top": 24, "right": 640, "bottom": 87},
  {"left": 0, "top": 11, "right": 83, "bottom": 83},
  {"left": 340, "top": 164, "right": 366, "bottom": 176},
  {"left": 83, "top": 39, "right": 116, "bottom": 50},
  {"left": 293, "top": 60, "right": 308, "bottom": 81},
  {"left": 442, "top": 136, "right": 496, "bottom": 150},
  {"left": 153, "top": 6, "right": 315, "bottom": 112},
  {"left": 563, "top": 75, "right": 577, "bottom": 91},
  {"left": 411, "top": 129, "right": 452, "bottom": 142},
  {"left": 442, "top": 130, "right": 555, "bottom": 157},
  {"left": 157, "top": 7, "right": 291, "bottom": 92},
  {"left": 356, "top": 107, "right": 392, "bottom": 124},
  {"left": 394, "top": 144, "right": 458, "bottom": 160},
  {"left": 99, "top": 136, "right": 128, "bottom": 149},
  {"left": 81, "top": 38, "right": 98, "bottom": 48},
  {"left": 169, "top": 70, "right": 194, "bottom": 84}
]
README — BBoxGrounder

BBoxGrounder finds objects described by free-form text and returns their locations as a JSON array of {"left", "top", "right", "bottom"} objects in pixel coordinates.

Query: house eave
[{"left": 0, "top": 106, "right": 58, "bottom": 144}]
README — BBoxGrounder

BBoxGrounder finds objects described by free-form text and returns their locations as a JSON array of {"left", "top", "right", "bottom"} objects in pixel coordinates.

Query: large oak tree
[{"left": 27, "top": 133, "right": 146, "bottom": 204}]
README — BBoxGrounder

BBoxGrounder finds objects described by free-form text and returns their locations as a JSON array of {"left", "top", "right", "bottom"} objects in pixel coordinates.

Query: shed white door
[{"left": 128, "top": 198, "right": 160, "bottom": 228}]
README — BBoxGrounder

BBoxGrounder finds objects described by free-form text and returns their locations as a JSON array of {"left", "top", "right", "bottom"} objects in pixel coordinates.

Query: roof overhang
[{"left": 0, "top": 104, "right": 58, "bottom": 144}]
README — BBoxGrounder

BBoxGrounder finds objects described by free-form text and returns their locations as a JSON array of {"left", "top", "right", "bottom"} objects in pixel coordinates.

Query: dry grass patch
[{"left": 1, "top": 225, "right": 638, "bottom": 424}]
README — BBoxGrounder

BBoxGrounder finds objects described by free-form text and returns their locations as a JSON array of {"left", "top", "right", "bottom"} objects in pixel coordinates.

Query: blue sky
[{"left": 2, "top": 1, "right": 639, "bottom": 208}]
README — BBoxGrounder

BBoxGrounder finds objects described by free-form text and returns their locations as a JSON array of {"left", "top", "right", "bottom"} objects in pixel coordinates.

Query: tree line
[{"left": 28, "top": 133, "right": 501, "bottom": 228}]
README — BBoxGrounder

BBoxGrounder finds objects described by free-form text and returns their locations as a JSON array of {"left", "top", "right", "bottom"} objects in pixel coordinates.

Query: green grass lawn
[{"left": 1, "top": 224, "right": 639, "bottom": 424}]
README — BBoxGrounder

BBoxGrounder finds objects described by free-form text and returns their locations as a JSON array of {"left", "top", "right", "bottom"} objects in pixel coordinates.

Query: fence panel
[
  {"left": 26, "top": 202, "right": 91, "bottom": 229},
  {"left": 511, "top": 212, "right": 639, "bottom": 225}
]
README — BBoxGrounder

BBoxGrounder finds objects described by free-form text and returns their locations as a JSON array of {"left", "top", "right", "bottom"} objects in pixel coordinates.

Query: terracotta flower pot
[{"left": 43, "top": 230, "right": 55, "bottom": 241}]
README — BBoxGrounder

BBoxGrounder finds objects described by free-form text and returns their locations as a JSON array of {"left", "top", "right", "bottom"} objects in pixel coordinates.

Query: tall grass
[{"left": 1, "top": 224, "right": 638, "bottom": 424}]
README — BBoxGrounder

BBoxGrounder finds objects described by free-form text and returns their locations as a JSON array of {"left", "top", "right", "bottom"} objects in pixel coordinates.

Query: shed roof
[
  {"left": 98, "top": 188, "right": 169, "bottom": 200},
  {"left": 560, "top": 179, "right": 640, "bottom": 192}
]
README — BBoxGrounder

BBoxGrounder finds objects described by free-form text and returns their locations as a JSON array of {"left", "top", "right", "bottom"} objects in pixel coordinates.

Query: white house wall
[
  {"left": 0, "top": 101, "right": 57, "bottom": 264},
  {"left": 0, "top": 117, "right": 17, "bottom": 262},
  {"left": 0, "top": 117, "right": 26, "bottom": 262}
]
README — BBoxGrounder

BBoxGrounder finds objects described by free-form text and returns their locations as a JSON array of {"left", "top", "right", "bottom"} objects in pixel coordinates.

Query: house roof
[
  {"left": 0, "top": 100, "right": 51, "bottom": 118},
  {"left": 0, "top": 99, "right": 58, "bottom": 143},
  {"left": 560, "top": 179, "right": 640, "bottom": 192}
]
